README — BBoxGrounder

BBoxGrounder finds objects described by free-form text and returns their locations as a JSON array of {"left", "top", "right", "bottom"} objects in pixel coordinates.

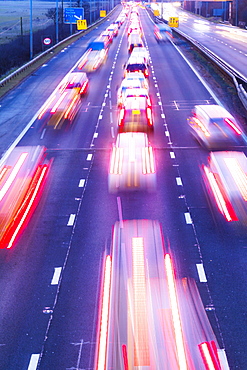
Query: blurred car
[
  {"left": 38, "top": 72, "right": 88, "bottom": 129},
  {"left": 117, "top": 74, "right": 149, "bottom": 106},
  {"left": 128, "top": 33, "right": 144, "bottom": 53},
  {"left": 100, "top": 30, "right": 113, "bottom": 45},
  {"left": 76, "top": 47, "right": 108, "bottom": 73},
  {"left": 118, "top": 95, "right": 153, "bottom": 132},
  {"left": 117, "top": 87, "right": 150, "bottom": 108},
  {"left": 131, "top": 46, "right": 149, "bottom": 64},
  {"left": 108, "top": 132, "right": 156, "bottom": 192},
  {"left": 59, "top": 71, "right": 89, "bottom": 94},
  {"left": 86, "top": 38, "right": 108, "bottom": 51},
  {"left": 127, "top": 22, "right": 142, "bottom": 37},
  {"left": 203, "top": 151, "right": 247, "bottom": 223},
  {"left": 188, "top": 104, "right": 246, "bottom": 149},
  {"left": 114, "top": 13, "right": 126, "bottom": 27},
  {"left": 124, "top": 55, "right": 149, "bottom": 78},
  {"left": 107, "top": 23, "right": 118, "bottom": 37},
  {"left": 122, "top": 72, "right": 149, "bottom": 90},
  {"left": 154, "top": 23, "right": 173, "bottom": 42},
  {"left": 96, "top": 218, "right": 225, "bottom": 369},
  {"left": 0, "top": 146, "right": 51, "bottom": 248}
]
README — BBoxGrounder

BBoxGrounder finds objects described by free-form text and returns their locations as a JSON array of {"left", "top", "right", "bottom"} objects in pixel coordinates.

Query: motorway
[
  {"left": 157, "top": 4, "right": 247, "bottom": 79},
  {"left": 0, "top": 5, "right": 246, "bottom": 370}
]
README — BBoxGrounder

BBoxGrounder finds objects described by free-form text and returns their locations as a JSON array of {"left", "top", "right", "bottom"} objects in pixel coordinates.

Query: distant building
[{"left": 183, "top": 0, "right": 232, "bottom": 22}]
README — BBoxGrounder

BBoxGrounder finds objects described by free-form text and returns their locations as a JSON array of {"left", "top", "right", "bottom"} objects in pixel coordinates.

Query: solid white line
[
  {"left": 28, "top": 354, "right": 40, "bottom": 370},
  {"left": 0, "top": 113, "right": 38, "bottom": 168},
  {"left": 184, "top": 212, "right": 192, "bottom": 224},
  {"left": 51, "top": 267, "right": 62, "bottom": 285},
  {"left": 111, "top": 126, "right": 115, "bottom": 138},
  {"left": 176, "top": 177, "right": 183, "bottom": 186},
  {"left": 217, "top": 349, "right": 230, "bottom": 370},
  {"left": 172, "top": 40, "right": 222, "bottom": 105},
  {"left": 86, "top": 153, "right": 92, "bottom": 161},
  {"left": 67, "top": 214, "right": 76, "bottom": 226},
  {"left": 0, "top": 47, "right": 93, "bottom": 167},
  {"left": 79, "top": 179, "right": 85, "bottom": 187},
  {"left": 170, "top": 152, "right": 175, "bottom": 159},
  {"left": 196, "top": 263, "right": 207, "bottom": 282},
  {"left": 40, "top": 128, "right": 46, "bottom": 140}
]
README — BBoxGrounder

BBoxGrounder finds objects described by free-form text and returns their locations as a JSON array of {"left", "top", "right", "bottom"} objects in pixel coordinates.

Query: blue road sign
[{"left": 64, "top": 8, "right": 84, "bottom": 24}]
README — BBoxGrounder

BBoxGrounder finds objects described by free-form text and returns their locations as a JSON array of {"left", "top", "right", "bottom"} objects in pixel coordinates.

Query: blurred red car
[{"left": 0, "top": 146, "right": 51, "bottom": 248}]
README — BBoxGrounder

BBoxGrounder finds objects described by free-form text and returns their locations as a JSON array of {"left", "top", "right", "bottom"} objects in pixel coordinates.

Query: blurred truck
[{"left": 154, "top": 23, "right": 173, "bottom": 42}]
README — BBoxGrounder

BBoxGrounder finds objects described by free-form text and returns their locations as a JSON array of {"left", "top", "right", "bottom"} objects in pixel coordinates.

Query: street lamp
[
  {"left": 236, "top": 0, "right": 238, "bottom": 26},
  {"left": 56, "top": 0, "right": 59, "bottom": 43},
  {"left": 30, "top": 0, "right": 33, "bottom": 59}
]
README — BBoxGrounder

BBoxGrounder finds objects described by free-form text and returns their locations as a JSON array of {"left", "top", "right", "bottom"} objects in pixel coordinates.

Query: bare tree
[{"left": 45, "top": 8, "right": 63, "bottom": 24}]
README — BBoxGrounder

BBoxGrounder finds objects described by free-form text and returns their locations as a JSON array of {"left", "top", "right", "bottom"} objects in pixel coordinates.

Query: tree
[{"left": 45, "top": 8, "right": 63, "bottom": 25}]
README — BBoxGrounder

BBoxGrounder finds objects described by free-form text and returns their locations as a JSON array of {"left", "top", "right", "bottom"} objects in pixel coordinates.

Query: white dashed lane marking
[
  {"left": 196, "top": 263, "right": 207, "bottom": 282},
  {"left": 67, "top": 214, "right": 76, "bottom": 226},
  {"left": 28, "top": 354, "right": 40, "bottom": 370},
  {"left": 51, "top": 267, "right": 62, "bottom": 285},
  {"left": 79, "top": 179, "right": 85, "bottom": 187},
  {"left": 184, "top": 212, "right": 192, "bottom": 224}
]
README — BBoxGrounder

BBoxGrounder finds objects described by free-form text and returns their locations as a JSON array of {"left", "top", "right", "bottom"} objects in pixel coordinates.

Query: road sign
[
  {"left": 64, "top": 8, "right": 84, "bottom": 24},
  {"left": 43, "top": 37, "right": 52, "bottom": 45},
  {"left": 77, "top": 19, "right": 87, "bottom": 30},
  {"left": 153, "top": 9, "right": 160, "bottom": 16},
  {"left": 168, "top": 17, "right": 179, "bottom": 28},
  {"left": 100, "top": 10, "right": 106, "bottom": 17}
]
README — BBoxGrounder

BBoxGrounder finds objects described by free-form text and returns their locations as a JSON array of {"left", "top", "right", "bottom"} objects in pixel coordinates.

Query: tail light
[
  {"left": 38, "top": 94, "right": 57, "bottom": 119},
  {"left": 157, "top": 32, "right": 162, "bottom": 39},
  {"left": 80, "top": 80, "right": 88, "bottom": 94},
  {"left": 146, "top": 107, "right": 152, "bottom": 126},
  {"left": 224, "top": 118, "right": 242, "bottom": 135},
  {"left": 51, "top": 92, "right": 68, "bottom": 114},
  {"left": 119, "top": 108, "right": 125, "bottom": 126},
  {"left": 203, "top": 165, "right": 238, "bottom": 222},
  {"left": 144, "top": 69, "right": 149, "bottom": 77},
  {"left": 64, "top": 95, "right": 79, "bottom": 119},
  {"left": 198, "top": 341, "right": 222, "bottom": 370}
]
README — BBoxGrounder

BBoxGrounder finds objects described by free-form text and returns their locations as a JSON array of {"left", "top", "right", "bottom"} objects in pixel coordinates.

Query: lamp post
[
  {"left": 236, "top": 0, "right": 238, "bottom": 26},
  {"left": 56, "top": 0, "right": 59, "bottom": 43},
  {"left": 70, "top": 0, "right": 72, "bottom": 35},
  {"left": 89, "top": 0, "right": 92, "bottom": 25},
  {"left": 30, "top": 0, "right": 33, "bottom": 59}
]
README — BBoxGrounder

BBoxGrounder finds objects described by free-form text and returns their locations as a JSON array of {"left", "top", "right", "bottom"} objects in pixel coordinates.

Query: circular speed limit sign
[{"left": 43, "top": 37, "right": 52, "bottom": 45}]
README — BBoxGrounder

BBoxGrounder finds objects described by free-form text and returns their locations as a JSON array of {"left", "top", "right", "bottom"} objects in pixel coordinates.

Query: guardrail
[
  {"left": 147, "top": 8, "right": 247, "bottom": 112},
  {"left": 0, "top": 5, "right": 119, "bottom": 93},
  {"left": 174, "top": 28, "right": 247, "bottom": 111}
]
